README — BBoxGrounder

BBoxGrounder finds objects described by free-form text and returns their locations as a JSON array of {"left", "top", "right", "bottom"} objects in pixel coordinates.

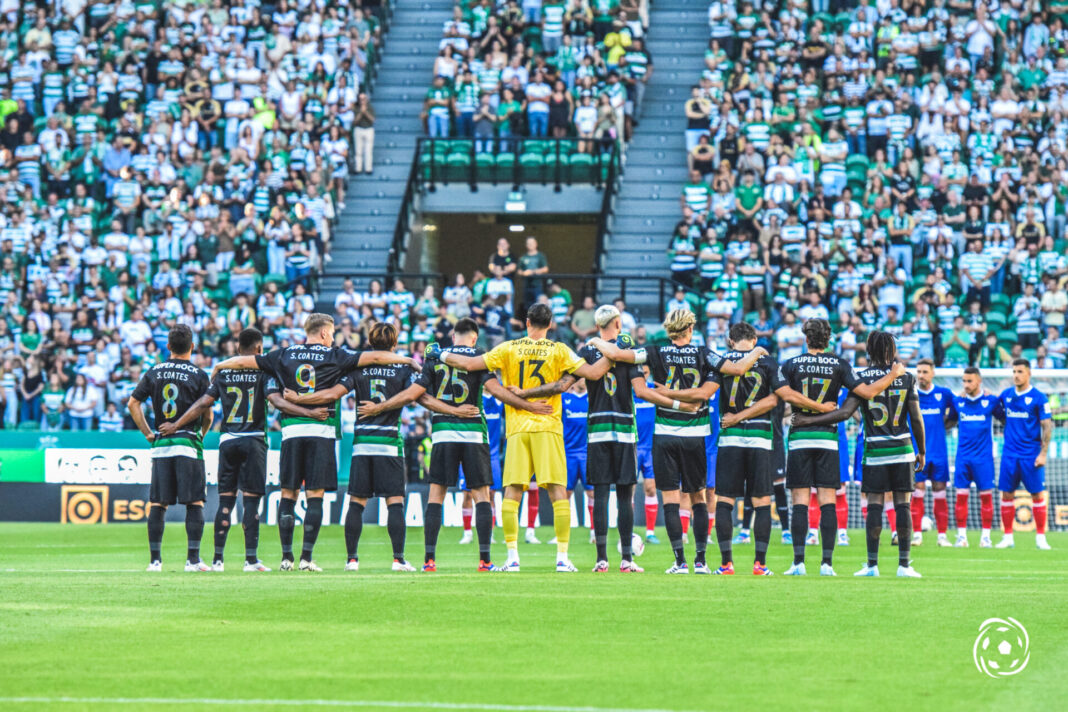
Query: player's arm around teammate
[
  {"left": 588, "top": 337, "right": 768, "bottom": 377},
  {"left": 211, "top": 349, "right": 421, "bottom": 379}
]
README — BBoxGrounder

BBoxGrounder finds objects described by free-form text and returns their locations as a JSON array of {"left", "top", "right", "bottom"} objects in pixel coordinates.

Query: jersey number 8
[{"left": 162, "top": 383, "right": 178, "bottom": 419}]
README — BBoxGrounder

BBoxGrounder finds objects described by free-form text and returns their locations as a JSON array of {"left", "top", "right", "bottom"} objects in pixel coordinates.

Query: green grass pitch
[{"left": 1, "top": 523, "right": 1066, "bottom": 712}]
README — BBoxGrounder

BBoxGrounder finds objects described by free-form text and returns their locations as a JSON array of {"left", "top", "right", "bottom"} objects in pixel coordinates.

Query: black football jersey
[
  {"left": 207, "top": 369, "right": 269, "bottom": 438},
  {"left": 255, "top": 344, "right": 363, "bottom": 438},
  {"left": 131, "top": 358, "right": 211, "bottom": 449},
  {"left": 638, "top": 343, "right": 724, "bottom": 438},
  {"left": 715, "top": 350, "right": 782, "bottom": 446},
  {"left": 579, "top": 340, "right": 641, "bottom": 444},
  {"left": 857, "top": 367, "right": 918, "bottom": 466},
  {"left": 415, "top": 346, "right": 494, "bottom": 444},
  {"left": 779, "top": 352, "right": 861, "bottom": 447},
  {"left": 351, "top": 363, "right": 416, "bottom": 458}
]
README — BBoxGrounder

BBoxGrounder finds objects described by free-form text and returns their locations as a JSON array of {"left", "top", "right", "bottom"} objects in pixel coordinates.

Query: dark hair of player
[
  {"left": 801, "top": 318, "right": 831, "bottom": 350},
  {"left": 963, "top": 366, "right": 981, "bottom": 376},
  {"left": 866, "top": 330, "right": 898, "bottom": 368},
  {"left": 167, "top": 325, "right": 193, "bottom": 355},
  {"left": 1012, "top": 358, "right": 1031, "bottom": 369},
  {"left": 527, "top": 303, "right": 553, "bottom": 329},
  {"left": 728, "top": 321, "right": 757, "bottom": 343},
  {"left": 454, "top": 317, "right": 479, "bottom": 336},
  {"left": 304, "top": 313, "right": 334, "bottom": 335},
  {"left": 237, "top": 327, "right": 263, "bottom": 355},
  {"left": 917, "top": 358, "right": 935, "bottom": 368},
  {"left": 369, "top": 322, "right": 398, "bottom": 350}
]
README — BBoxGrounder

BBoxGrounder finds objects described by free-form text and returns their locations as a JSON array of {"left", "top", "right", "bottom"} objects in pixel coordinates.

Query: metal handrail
[{"left": 388, "top": 147, "right": 423, "bottom": 275}]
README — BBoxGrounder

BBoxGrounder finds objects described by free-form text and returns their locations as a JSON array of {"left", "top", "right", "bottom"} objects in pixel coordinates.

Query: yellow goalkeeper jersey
[{"left": 483, "top": 337, "right": 585, "bottom": 437}]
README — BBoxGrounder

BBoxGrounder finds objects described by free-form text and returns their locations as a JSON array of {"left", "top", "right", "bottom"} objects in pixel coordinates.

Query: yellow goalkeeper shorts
[{"left": 502, "top": 432, "right": 566, "bottom": 488}]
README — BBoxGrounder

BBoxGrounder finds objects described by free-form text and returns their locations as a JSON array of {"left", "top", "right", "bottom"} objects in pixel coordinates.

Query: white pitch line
[{"left": 0, "top": 698, "right": 699, "bottom": 712}]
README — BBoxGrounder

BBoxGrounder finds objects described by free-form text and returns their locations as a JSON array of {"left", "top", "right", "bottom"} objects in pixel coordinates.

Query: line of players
[{"left": 129, "top": 306, "right": 1053, "bottom": 575}]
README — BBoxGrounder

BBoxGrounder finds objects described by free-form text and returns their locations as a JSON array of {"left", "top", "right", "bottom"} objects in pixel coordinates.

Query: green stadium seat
[
  {"left": 475, "top": 152, "right": 495, "bottom": 179},
  {"left": 543, "top": 151, "right": 569, "bottom": 181},
  {"left": 990, "top": 293, "right": 1011, "bottom": 310},
  {"left": 1022, "top": 348, "right": 1038, "bottom": 362},
  {"left": 494, "top": 152, "right": 516, "bottom": 182},
  {"left": 519, "top": 151, "right": 546, "bottom": 182},
  {"left": 984, "top": 312, "right": 1007, "bottom": 330},
  {"left": 17, "top": 422, "right": 39, "bottom": 431},
  {"left": 443, "top": 151, "right": 472, "bottom": 182},
  {"left": 568, "top": 152, "right": 595, "bottom": 182},
  {"left": 997, "top": 329, "right": 1018, "bottom": 345}
]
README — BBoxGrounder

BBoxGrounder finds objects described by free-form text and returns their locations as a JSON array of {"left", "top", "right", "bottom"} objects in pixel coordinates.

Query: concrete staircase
[
  {"left": 324, "top": 0, "right": 454, "bottom": 297},
  {"left": 599, "top": 0, "right": 707, "bottom": 321}
]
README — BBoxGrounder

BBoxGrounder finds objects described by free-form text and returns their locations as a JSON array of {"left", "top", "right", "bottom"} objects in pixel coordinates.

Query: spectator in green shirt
[{"left": 518, "top": 237, "right": 550, "bottom": 307}]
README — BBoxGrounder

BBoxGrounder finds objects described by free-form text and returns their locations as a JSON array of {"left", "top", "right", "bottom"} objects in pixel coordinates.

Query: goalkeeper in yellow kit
[{"left": 429, "top": 303, "right": 612, "bottom": 571}]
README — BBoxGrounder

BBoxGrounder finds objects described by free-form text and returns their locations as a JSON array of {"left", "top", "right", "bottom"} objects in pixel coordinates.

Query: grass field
[{"left": 1, "top": 523, "right": 1066, "bottom": 712}]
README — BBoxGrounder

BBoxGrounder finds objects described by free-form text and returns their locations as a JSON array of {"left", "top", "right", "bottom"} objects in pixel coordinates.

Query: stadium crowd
[
  {"left": 672, "top": 0, "right": 1068, "bottom": 370},
  {"left": 423, "top": 0, "right": 652, "bottom": 146},
  {"left": 0, "top": 0, "right": 391, "bottom": 431}
]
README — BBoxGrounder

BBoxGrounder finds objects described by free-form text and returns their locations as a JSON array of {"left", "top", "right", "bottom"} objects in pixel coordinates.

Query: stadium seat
[
  {"left": 519, "top": 151, "right": 546, "bottom": 182},
  {"left": 494, "top": 152, "right": 516, "bottom": 182},
  {"left": 568, "top": 152, "right": 595, "bottom": 182},
  {"left": 984, "top": 312, "right": 1007, "bottom": 330}
]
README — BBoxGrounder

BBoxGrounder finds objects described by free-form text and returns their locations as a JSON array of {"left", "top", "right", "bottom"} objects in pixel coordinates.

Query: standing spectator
[
  {"left": 518, "top": 237, "right": 550, "bottom": 307},
  {"left": 488, "top": 238, "right": 517, "bottom": 280},
  {"left": 353, "top": 93, "right": 376, "bottom": 174},
  {"left": 1014, "top": 283, "right": 1043, "bottom": 349},
  {"left": 64, "top": 373, "right": 97, "bottom": 430}
]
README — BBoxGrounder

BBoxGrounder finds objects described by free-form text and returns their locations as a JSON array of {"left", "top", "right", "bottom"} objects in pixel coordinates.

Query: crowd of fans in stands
[
  {"left": 423, "top": 0, "right": 653, "bottom": 147},
  {"left": 0, "top": 0, "right": 389, "bottom": 430},
  {"left": 667, "top": 0, "right": 1068, "bottom": 370}
]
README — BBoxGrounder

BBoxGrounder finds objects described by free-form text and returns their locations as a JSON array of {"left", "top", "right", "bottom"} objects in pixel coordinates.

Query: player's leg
[
  {"left": 857, "top": 466, "right": 885, "bottom": 576},
  {"left": 588, "top": 442, "right": 610, "bottom": 569},
  {"left": 835, "top": 486, "right": 849, "bottom": 545},
  {"left": 459, "top": 479, "right": 474, "bottom": 545},
  {"left": 524, "top": 476, "right": 541, "bottom": 544},
  {"left": 502, "top": 434, "right": 534, "bottom": 569},
  {"left": 735, "top": 495, "right": 753, "bottom": 545},
  {"left": 277, "top": 440, "right": 301, "bottom": 567},
  {"left": 344, "top": 496, "right": 368, "bottom": 570},
  {"left": 1024, "top": 463, "right": 1051, "bottom": 550},
  {"left": 816, "top": 487, "right": 837, "bottom": 574},
  {"left": 179, "top": 458, "right": 208, "bottom": 572},
  {"left": 386, "top": 493, "right": 412, "bottom": 570},
  {"left": 146, "top": 458, "right": 175, "bottom": 570},
  {"left": 911, "top": 467, "right": 928, "bottom": 546},
  {"left": 712, "top": 447, "right": 741, "bottom": 574},
  {"left": 680, "top": 438, "right": 709, "bottom": 571},
  {"left": 931, "top": 479, "right": 950, "bottom": 546},
  {"left": 533, "top": 432, "right": 576, "bottom": 571},
  {"left": 212, "top": 443, "right": 239, "bottom": 570},
  {"left": 471, "top": 485, "right": 496, "bottom": 568},
  {"left": 654, "top": 438, "right": 687, "bottom": 572},
  {"left": 773, "top": 478, "right": 789, "bottom": 545},
  {"left": 639, "top": 450, "right": 659, "bottom": 542},
  {"left": 807, "top": 489, "right": 820, "bottom": 545},
  {"left": 785, "top": 449, "right": 811, "bottom": 574},
  {"left": 240, "top": 438, "right": 269, "bottom": 571},
  {"left": 424, "top": 483, "right": 448, "bottom": 569},
  {"left": 996, "top": 458, "right": 1021, "bottom": 548},
  {"left": 299, "top": 437, "right": 338, "bottom": 568},
  {"left": 213, "top": 490, "right": 236, "bottom": 570},
  {"left": 616, "top": 482, "right": 638, "bottom": 569},
  {"left": 748, "top": 450, "right": 774, "bottom": 575},
  {"left": 344, "top": 454, "right": 373, "bottom": 570},
  {"left": 893, "top": 483, "right": 919, "bottom": 577},
  {"left": 424, "top": 444, "right": 456, "bottom": 569},
  {"left": 460, "top": 444, "right": 497, "bottom": 568}
]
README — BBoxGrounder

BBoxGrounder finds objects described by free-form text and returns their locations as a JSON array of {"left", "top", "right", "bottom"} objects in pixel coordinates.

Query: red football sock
[
  {"left": 644, "top": 496, "right": 658, "bottom": 531},
  {"left": 1033, "top": 498, "right": 1047, "bottom": 535},
  {"left": 933, "top": 491, "right": 948, "bottom": 534},
  {"left": 680, "top": 509, "right": 691, "bottom": 535},
  {"left": 587, "top": 500, "right": 594, "bottom": 530},
  {"left": 808, "top": 492, "right": 819, "bottom": 529},
  {"left": 1001, "top": 500, "right": 1015, "bottom": 534},
  {"left": 527, "top": 491, "right": 539, "bottom": 529},
  {"left": 955, "top": 492, "right": 969, "bottom": 530},
  {"left": 911, "top": 492, "right": 924, "bottom": 532},
  {"left": 835, "top": 490, "right": 848, "bottom": 529},
  {"left": 462, "top": 507, "right": 473, "bottom": 532},
  {"left": 708, "top": 513, "right": 714, "bottom": 536},
  {"left": 979, "top": 492, "right": 993, "bottom": 530},
  {"left": 887, "top": 503, "right": 897, "bottom": 532}
]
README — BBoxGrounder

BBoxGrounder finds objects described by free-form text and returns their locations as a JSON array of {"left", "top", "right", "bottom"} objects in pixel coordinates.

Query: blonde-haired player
[{"left": 428, "top": 303, "right": 612, "bottom": 571}]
